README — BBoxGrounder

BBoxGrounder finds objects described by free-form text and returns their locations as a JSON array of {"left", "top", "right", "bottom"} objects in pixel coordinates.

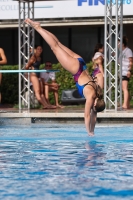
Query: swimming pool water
[{"left": 0, "top": 124, "right": 133, "bottom": 200}]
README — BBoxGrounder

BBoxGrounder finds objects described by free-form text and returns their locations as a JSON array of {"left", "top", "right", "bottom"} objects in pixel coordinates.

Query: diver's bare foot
[{"left": 25, "top": 18, "right": 41, "bottom": 30}]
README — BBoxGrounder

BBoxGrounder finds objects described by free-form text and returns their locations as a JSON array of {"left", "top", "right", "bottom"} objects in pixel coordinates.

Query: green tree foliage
[{"left": 1, "top": 65, "right": 18, "bottom": 104}]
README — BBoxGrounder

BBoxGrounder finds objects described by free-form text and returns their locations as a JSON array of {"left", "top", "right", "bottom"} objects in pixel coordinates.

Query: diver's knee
[{"left": 51, "top": 41, "right": 58, "bottom": 52}]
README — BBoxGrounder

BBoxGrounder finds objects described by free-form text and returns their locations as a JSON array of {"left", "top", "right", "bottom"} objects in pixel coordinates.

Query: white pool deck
[{"left": 0, "top": 105, "right": 133, "bottom": 125}]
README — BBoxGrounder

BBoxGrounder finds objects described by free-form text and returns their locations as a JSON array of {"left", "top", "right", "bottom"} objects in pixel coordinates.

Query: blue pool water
[{"left": 0, "top": 124, "right": 133, "bottom": 200}]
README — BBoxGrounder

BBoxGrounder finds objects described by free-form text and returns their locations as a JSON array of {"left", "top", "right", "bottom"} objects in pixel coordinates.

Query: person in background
[
  {"left": 25, "top": 45, "right": 56, "bottom": 109},
  {"left": 118, "top": 36, "right": 133, "bottom": 110},
  {"left": 92, "top": 43, "right": 104, "bottom": 89},
  {"left": 0, "top": 48, "right": 7, "bottom": 104},
  {"left": 40, "top": 61, "right": 64, "bottom": 108}
]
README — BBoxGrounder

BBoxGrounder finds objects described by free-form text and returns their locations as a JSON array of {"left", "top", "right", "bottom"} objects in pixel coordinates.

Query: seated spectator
[
  {"left": 25, "top": 45, "right": 56, "bottom": 109},
  {"left": 40, "top": 61, "right": 64, "bottom": 108}
]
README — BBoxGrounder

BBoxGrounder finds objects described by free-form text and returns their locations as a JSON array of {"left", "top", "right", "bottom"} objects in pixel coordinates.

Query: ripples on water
[{"left": 0, "top": 124, "right": 133, "bottom": 200}]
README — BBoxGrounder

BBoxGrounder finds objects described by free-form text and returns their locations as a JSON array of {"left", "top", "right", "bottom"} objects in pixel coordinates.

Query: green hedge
[
  {"left": 0, "top": 63, "right": 133, "bottom": 105},
  {"left": 0, "top": 65, "right": 19, "bottom": 104}
]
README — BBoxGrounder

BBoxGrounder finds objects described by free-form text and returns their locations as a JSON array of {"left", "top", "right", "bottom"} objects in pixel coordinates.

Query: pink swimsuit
[{"left": 92, "top": 66, "right": 101, "bottom": 77}]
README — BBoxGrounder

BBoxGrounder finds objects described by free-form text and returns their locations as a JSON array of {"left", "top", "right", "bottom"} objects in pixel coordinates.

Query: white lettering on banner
[
  {"left": 78, "top": 0, "right": 132, "bottom": 6},
  {"left": 107, "top": 0, "right": 131, "bottom": 4},
  {"left": 0, "top": 5, "right": 18, "bottom": 10}
]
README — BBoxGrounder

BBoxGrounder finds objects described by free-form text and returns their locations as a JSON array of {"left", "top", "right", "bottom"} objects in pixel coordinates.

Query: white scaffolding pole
[
  {"left": 104, "top": 0, "right": 123, "bottom": 111},
  {"left": 18, "top": 0, "right": 35, "bottom": 109}
]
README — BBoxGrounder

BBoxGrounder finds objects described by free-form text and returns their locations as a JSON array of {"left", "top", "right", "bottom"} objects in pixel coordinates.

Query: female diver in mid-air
[{"left": 25, "top": 18, "right": 105, "bottom": 136}]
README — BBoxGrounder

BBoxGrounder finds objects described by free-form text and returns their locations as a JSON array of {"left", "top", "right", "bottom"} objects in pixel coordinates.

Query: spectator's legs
[
  {"left": 30, "top": 74, "right": 56, "bottom": 108},
  {"left": 39, "top": 78, "right": 44, "bottom": 95},
  {"left": 45, "top": 84, "right": 51, "bottom": 105},
  {"left": 122, "top": 80, "right": 130, "bottom": 109},
  {"left": 39, "top": 79, "right": 53, "bottom": 107},
  {"left": 53, "top": 91, "right": 64, "bottom": 108},
  {"left": 128, "top": 93, "right": 131, "bottom": 109},
  {"left": 54, "top": 91, "right": 59, "bottom": 106},
  {"left": 45, "top": 84, "right": 64, "bottom": 108}
]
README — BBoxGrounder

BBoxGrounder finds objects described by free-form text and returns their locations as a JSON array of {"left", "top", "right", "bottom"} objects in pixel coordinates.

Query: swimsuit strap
[{"left": 84, "top": 77, "right": 98, "bottom": 96}]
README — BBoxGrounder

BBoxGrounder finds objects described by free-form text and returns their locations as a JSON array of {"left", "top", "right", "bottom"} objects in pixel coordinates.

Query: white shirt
[
  {"left": 120, "top": 47, "right": 133, "bottom": 76},
  {"left": 40, "top": 71, "right": 55, "bottom": 82}
]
